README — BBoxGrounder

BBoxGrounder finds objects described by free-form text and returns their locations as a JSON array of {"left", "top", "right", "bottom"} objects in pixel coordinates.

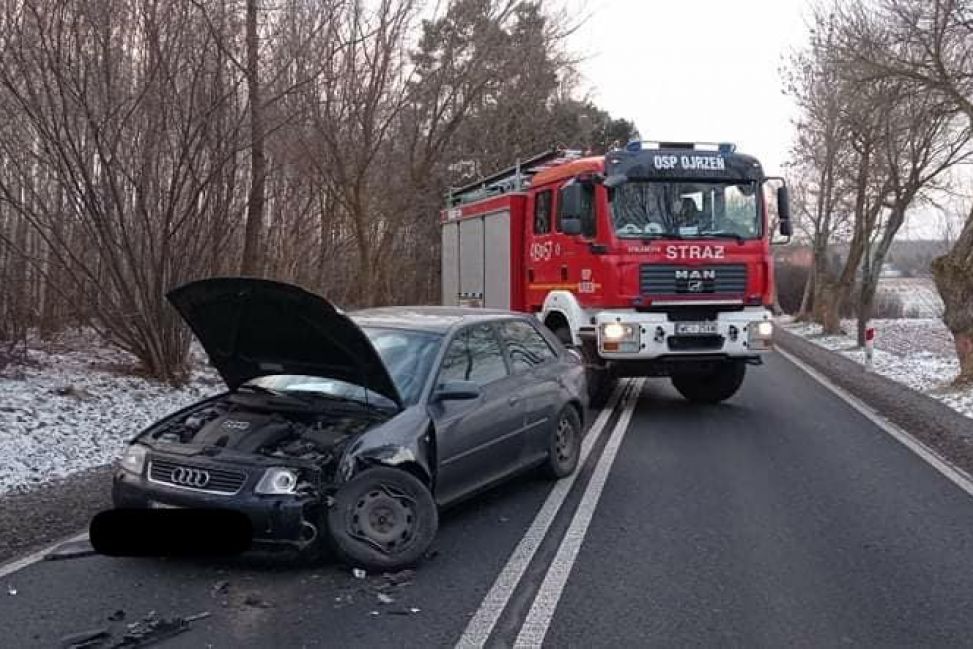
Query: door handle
[{"left": 508, "top": 395, "right": 520, "bottom": 406}]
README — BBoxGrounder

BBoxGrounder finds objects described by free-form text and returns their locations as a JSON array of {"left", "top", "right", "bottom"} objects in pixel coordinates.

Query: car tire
[
  {"left": 553, "top": 326, "right": 614, "bottom": 409},
  {"left": 670, "top": 361, "right": 746, "bottom": 404},
  {"left": 326, "top": 467, "right": 438, "bottom": 571},
  {"left": 542, "top": 406, "right": 582, "bottom": 479}
]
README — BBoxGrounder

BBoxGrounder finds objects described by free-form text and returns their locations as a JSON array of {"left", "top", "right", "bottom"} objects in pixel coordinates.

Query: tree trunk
[
  {"left": 796, "top": 265, "right": 815, "bottom": 321},
  {"left": 932, "top": 208, "right": 973, "bottom": 384},
  {"left": 240, "top": 0, "right": 265, "bottom": 277}
]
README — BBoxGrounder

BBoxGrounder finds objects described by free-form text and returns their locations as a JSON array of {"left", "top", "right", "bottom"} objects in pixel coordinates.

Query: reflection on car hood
[{"left": 167, "top": 277, "right": 402, "bottom": 408}]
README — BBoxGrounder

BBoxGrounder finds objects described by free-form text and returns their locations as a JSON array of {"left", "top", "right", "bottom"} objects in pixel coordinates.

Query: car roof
[{"left": 349, "top": 306, "right": 528, "bottom": 333}]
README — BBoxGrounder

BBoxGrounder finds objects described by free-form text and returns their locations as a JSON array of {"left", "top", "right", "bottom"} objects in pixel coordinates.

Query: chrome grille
[
  {"left": 148, "top": 458, "right": 246, "bottom": 495},
  {"left": 640, "top": 264, "right": 747, "bottom": 295}
]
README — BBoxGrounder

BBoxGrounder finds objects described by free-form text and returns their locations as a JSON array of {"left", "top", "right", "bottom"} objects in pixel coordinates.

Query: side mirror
[
  {"left": 603, "top": 174, "right": 627, "bottom": 189},
  {"left": 559, "top": 182, "right": 583, "bottom": 220},
  {"left": 432, "top": 380, "right": 481, "bottom": 402},
  {"left": 561, "top": 216, "right": 582, "bottom": 235},
  {"left": 777, "top": 185, "right": 792, "bottom": 237}
]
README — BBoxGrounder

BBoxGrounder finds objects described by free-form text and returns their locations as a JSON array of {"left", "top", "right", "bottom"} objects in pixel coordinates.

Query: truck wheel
[
  {"left": 541, "top": 406, "right": 582, "bottom": 479},
  {"left": 327, "top": 467, "right": 438, "bottom": 571},
  {"left": 670, "top": 361, "right": 746, "bottom": 404},
  {"left": 553, "top": 326, "right": 614, "bottom": 409}
]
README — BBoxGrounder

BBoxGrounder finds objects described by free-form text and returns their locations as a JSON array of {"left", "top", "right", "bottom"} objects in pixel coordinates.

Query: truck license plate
[{"left": 675, "top": 322, "right": 719, "bottom": 335}]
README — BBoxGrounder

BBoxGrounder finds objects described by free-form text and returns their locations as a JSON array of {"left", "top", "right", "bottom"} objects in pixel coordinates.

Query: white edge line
[
  {"left": 778, "top": 347, "right": 973, "bottom": 499},
  {"left": 454, "top": 379, "right": 633, "bottom": 649},
  {"left": 513, "top": 379, "right": 643, "bottom": 648},
  {"left": 0, "top": 530, "right": 90, "bottom": 580}
]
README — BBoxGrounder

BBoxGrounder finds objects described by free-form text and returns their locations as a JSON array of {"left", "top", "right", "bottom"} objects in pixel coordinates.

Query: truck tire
[
  {"left": 553, "top": 326, "right": 614, "bottom": 409},
  {"left": 670, "top": 361, "right": 746, "bottom": 404},
  {"left": 326, "top": 467, "right": 438, "bottom": 571}
]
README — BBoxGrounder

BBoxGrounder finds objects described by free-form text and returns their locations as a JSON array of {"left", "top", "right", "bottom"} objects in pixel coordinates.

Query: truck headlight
[
  {"left": 748, "top": 320, "right": 774, "bottom": 349},
  {"left": 255, "top": 468, "right": 299, "bottom": 495},
  {"left": 119, "top": 444, "right": 148, "bottom": 475},
  {"left": 600, "top": 322, "right": 639, "bottom": 352}
]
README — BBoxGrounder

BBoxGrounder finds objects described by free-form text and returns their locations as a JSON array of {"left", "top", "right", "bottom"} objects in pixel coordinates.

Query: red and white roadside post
[{"left": 864, "top": 326, "right": 875, "bottom": 372}]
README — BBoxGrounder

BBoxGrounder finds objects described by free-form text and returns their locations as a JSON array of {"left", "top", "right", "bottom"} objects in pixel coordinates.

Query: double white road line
[{"left": 456, "top": 378, "right": 644, "bottom": 649}]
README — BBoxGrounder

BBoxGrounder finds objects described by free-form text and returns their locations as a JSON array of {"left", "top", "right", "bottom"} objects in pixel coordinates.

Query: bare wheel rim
[
  {"left": 348, "top": 483, "right": 417, "bottom": 554},
  {"left": 554, "top": 416, "right": 575, "bottom": 465}
]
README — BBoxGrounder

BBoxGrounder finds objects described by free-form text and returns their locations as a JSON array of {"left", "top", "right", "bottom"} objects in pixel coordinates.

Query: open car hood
[{"left": 167, "top": 277, "right": 402, "bottom": 409}]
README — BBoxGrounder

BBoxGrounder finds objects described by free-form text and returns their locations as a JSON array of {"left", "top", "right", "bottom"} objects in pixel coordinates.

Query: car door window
[
  {"left": 499, "top": 320, "right": 557, "bottom": 373},
  {"left": 534, "top": 190, "right": 553, "bottom": 234},
  {"left": 438, "top": 325, "right": 509, "bottom": 386}
]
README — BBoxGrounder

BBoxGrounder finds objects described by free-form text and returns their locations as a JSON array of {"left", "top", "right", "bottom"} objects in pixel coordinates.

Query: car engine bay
[{"left": 148, "top": 393, "right": 385, "bottom": 466}]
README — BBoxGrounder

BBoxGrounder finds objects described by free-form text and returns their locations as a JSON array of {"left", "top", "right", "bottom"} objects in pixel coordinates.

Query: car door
[
  {"left": 431, "top": 322, "right": 527, "bottom": 504},
  {"left": 497, "top": 319, "right": 563, "bottom": 466}
]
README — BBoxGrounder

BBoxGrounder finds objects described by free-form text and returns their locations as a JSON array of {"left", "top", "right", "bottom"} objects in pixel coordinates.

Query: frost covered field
[
  {"left": 783, "top": 317, "right": 973, "bottom": 419},
  {"left": 0, "top": 330, "right": 219, "bottom": 495}
]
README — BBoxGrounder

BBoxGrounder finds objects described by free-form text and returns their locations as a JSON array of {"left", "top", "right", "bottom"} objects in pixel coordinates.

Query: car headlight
[
  {"left": 119, "top": 444, "right": 148, "bottom": 475},
  {"left": 255, "top": 467, "right": 299, "bottom": 495}
]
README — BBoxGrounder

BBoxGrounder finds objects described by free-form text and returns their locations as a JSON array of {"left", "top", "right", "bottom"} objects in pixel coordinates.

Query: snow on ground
[
  {"left": 782, "top": 317, "right": 973, "bottom": 419},
  {"left": 0, "top": 330, "right": 220, "bottom": 495},
  {"left": 878, "top": 277, "right": 944, "bottom": 318}
]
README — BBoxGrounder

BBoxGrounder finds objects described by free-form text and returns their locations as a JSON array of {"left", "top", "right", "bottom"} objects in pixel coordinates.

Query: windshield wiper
[{"left": 699, "top": 231, "right": 747, "bottom": 244}]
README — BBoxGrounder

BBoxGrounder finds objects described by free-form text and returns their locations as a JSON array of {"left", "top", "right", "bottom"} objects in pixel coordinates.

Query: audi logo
[{"left": 170, "top": 466, "right": 211, "bottom": 488}]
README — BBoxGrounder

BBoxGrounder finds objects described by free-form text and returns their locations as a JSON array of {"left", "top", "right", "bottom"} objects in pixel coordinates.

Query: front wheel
[
  {"left": 326, "top": 467, "right": 438, "bottom": 571},
  {"left": 670, "top": 361, "right": 746, "bottom": 404}
]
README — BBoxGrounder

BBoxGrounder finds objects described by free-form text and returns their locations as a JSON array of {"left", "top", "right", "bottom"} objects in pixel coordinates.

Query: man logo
[
  {"left": 674, "top": 269, "right": 716, "bottom": 280},
  {"left": 687, "top": 280, "right": 704, "bottom": 292}
]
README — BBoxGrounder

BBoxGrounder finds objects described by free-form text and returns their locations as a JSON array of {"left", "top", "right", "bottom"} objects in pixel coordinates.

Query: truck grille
[
  {"left": 640, "top": 264, "right": 747, "bottom": 296},
  {"left": 148, "top": 458, "right": 247, "bottom": 495}
]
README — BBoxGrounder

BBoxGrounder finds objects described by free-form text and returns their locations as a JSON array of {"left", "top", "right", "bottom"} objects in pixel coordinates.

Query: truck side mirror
[
  {"left": 559, "top": 182, "right": 583, "bottom": 220},
  {"left": 777, "top": 185, "right": 792, "bottom": 237}
]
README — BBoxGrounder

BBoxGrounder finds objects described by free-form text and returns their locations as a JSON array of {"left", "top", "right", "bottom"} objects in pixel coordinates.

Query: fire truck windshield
[{"left": 609, "top": 180, "right": 760, "bottom": 240}]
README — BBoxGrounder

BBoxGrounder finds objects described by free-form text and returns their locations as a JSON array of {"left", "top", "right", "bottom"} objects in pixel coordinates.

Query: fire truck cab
[{"left": 440, "top": 141, "right": 791, "bottom": 405}]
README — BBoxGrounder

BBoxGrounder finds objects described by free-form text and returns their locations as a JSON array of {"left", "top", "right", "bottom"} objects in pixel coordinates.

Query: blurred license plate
[
  {"left": 675, "top": 322, "right": 718, "bottom": 335},
  {"left": 149, "top": 501, "right": 183, "bottom": 509}
]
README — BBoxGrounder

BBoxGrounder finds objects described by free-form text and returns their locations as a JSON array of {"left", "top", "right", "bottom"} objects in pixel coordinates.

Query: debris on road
[
  {"left": 376, "top": 592, "right": 395, "bottom": 604},
  {"left": 107, "top": 610, "right": 126, "bottom": 622},
  {"left": 7, "top": 584, "right": 16, "bottom": 595},
  {"left": 210, "top": 580, "right": 230, "bottom": 597},
  {"left": 352, "top": 568, "right": 367, "bottom": 579},
  {"left": 45, "top": 538, "right": 97, "bottom": 561},
  {"left": 243, "top": 594, "right": 273, "bottom": 609},
  {"left": 422, "top": 548, "right": 439, "bottom": 561},
  {"left": 388, "top": 607, "right": 422, "bottom": 616},
  {"left": 381, "top": 569, "right": 415, "bottom": 587},
  {"left": 60, "top": 626, "right": 111, "bottom": 649}
]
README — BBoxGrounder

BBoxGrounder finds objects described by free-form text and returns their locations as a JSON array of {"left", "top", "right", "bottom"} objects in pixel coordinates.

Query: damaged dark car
[{"left": 112, "top": 278, "right": 588, "bottom": 569}]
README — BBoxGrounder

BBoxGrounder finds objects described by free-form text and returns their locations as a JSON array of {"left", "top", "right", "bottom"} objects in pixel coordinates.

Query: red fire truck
[{"left": 440, "top": 141, "right": 791, "bottom": 405}]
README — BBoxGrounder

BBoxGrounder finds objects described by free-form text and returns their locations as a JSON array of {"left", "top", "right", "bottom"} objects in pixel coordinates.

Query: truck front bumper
[{"left": 591, "top": 307, "right": 774, "bottom": 361}]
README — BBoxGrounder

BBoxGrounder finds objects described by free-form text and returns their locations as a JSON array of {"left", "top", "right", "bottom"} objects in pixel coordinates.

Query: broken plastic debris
[
  {"left": 243, "top": 594, "right": 273, "bottom": 609},
  {"left": 382, "top": 569, "right": 415, "bottom": 586},
  {"left": 7, "top": 585, "right": 16, "bottom": 596},
  {"left": 59, "top": 626, "right": 110, "bottom": 649},
  {"left": 45, "top": 539, "right": 97, "bottom": 562},
  {"left": 107, "top": 610, "right": 126, "bottom": 622},
  {"left": 388, "top": 607, "right": 421, "bottom": 616},
  {"left": 210, "top": 580, "right": 230, "bottom": 597},
  {"left": 369, "top": 610, "right": 380, "bottom": 616},
  {"left": 352, "top": 568, "right": 366, "bottom": 579},
  {"left": 376, "top": 593, "right": 394, "bottom": 604}
]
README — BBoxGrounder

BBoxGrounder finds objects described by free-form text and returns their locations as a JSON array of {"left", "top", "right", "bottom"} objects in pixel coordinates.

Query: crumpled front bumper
[
  {"left": 112, "top": 469, "right": 321, "bottom": 551},
  {"left": 593, "top": 307, "right": 774, "bottom": 360}
]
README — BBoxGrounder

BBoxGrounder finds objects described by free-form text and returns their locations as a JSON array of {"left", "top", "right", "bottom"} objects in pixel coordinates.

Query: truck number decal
[
  {"left": 665, "top": 245, "right": 725, "bottom": 260},
  {"left": 530, "top": 241, "right": 554, "bottom": 262}
]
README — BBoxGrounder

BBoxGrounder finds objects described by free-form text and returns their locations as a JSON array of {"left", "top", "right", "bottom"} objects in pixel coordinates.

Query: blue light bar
[
  {"left": 718, "top": 142, "right": 737, "bottom": 153},
  {"left": 625, "top": 139, "right": 642, "bottom": 152}
]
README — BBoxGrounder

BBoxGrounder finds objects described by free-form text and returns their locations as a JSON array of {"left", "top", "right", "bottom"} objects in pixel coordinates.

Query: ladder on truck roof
[{"left": 446, "top": 148, "right": 584, "bottom": 207}]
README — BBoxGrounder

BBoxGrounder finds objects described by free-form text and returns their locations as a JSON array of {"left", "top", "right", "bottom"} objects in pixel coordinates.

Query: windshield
[
  {"left": 610, "top": 180, "right": 760, "bottom": 240},
  {"left": 247, "top": 327, "right": 442, "bottom": 407}
]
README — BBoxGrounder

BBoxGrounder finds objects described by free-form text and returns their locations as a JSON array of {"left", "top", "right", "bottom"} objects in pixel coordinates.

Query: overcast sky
[
  {"left": 561, "top": 0, "right": 972, "bottom": 239},
  {"left": 564, "top": 0, "right": 809, "bottom": 176}
]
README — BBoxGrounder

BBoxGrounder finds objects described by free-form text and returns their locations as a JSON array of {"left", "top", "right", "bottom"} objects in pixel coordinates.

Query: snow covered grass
[
  {"left": 0, "top": 330, "right": 220, "bottom": 495},
  {"left": 782, "top": 317, "right": 973, "bottom": 419}
]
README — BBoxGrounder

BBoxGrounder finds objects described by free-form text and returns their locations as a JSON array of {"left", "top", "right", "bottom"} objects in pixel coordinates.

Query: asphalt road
[{"left": 4, "top": 354, "right": 973, "bottom": 648}]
